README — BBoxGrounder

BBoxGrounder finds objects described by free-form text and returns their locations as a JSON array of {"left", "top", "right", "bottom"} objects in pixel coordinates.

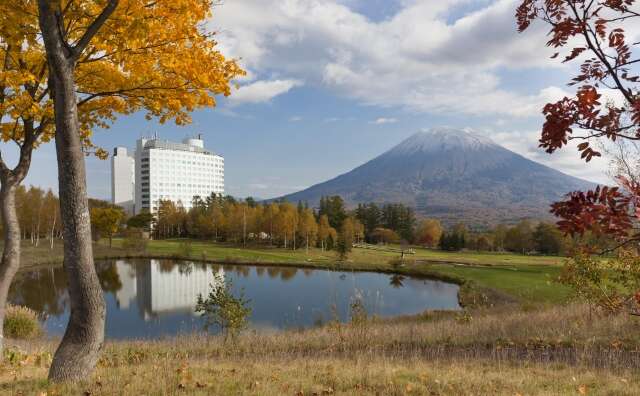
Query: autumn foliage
[
  {"left": 0, "top": 0, "right": 245, "bottom": 155},
  {"left": 517, "top": 0, "right": 640, "bottom": 249}
]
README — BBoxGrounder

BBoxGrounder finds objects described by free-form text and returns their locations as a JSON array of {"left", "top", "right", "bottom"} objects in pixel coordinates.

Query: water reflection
[
  {"left": 10, "top": 259, "right": 461, "bottom": 339},
  {"left": 10, "top": 267, "right": 68, "bottom": 316},
  {"left": 389, "top": 274, "right": 406, "bottom": 288},
  {"left": 111, "top": 260, "right": 224, "bottom": 320}
]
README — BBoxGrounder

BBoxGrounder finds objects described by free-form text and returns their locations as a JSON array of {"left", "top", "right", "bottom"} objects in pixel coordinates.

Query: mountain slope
[{"left": 279, "top": 127, "right": 595, "bottom": 225}]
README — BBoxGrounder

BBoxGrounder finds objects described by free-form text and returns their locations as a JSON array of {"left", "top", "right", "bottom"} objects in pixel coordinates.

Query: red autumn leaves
[{"left": 517, "top": 0, "right": 640, "bottom": 244}]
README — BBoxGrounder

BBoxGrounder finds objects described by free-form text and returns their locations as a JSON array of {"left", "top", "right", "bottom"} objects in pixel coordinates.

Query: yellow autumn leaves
[{"left": 1, "top": 0, "right": 245, "bottom": 150}]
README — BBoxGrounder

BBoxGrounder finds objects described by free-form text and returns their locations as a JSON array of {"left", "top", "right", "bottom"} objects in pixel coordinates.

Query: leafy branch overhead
[{"left": 517, "top": 0, "right": 640, "bottom": 248}]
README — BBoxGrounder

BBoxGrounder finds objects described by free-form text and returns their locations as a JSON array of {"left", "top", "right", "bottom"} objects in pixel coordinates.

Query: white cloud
[
  {"left": 483, "top": 129, "right": 609, "bottom": 184},
  {"left": 371, "top": 117, "right": 398, "bottom": 125},
  {"left": 228, "top": 79, "right": 303, "bottom": 105},
  {"left": 289, "top": 116, "right": 303, "bottom": 122},
  {"left": 213, "top": 0, "right": 561, "bottom": 117}
]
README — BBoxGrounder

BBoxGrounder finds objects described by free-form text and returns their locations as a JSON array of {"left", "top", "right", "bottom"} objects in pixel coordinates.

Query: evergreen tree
[{"left": 318, "top": 195, "right": 347, "bottom": 229}]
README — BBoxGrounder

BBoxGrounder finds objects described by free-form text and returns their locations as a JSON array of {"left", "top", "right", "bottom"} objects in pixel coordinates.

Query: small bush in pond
[
  {"left": 196, "top": 272, "right": 251, "bottom": 341},
  {"left": 4, "top": 305, "right": 42, "bottom": 340}
]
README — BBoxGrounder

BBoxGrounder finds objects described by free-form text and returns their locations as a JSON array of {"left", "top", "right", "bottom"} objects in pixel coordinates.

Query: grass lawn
[
  {"left": 120, "top": 238, "right": 563, "bottom": 266},
  {"left": 411, "top": 246, "right": 563, "bottom": 266}
]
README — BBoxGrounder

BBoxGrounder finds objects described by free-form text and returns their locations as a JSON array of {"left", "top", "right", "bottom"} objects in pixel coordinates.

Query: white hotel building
[
  {"left": 111, "top": 147, "right": 135, "bottom": 215},
  {"left": 111, "top": 135, "right": 224, "bottom": 214}
]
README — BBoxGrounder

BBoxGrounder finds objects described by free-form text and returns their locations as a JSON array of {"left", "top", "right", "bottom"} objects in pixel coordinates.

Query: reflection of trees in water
[
  {"left": 178, "top": 262, "right": 194, "bottom": 276},
  {"left": 303, "top": 269, "right": 314, "bottom": 277},
  {"left": 389, "top": 274, "right": 405, "bottom": 289},
  {"left": 280, "top": 268, "right": 297, "bottom": 281},
  {"left": 267, "top": 267, "right": 280, "bottom": 279},
  {"left": 158, "top": 259, "right": 176, "bottom": 273},
  {"left": 234, "top": 266, "right": 250, "bottom": 278},
  {"left": 9, "top": 261, "right": 124, "bottom": 317},
  {"left": 96, "top": 262, "right": 122, "bottom": 293},
  {"left": 255, "top": 267, "right": 265, "bottom": 277},
  {"left": 263, "top": 266, "right": 298, "bottom": 281},
  {"left": 9, "top": 267, "right": 68, "bottom": 316},
  {"left": 219, "top": 265, "right": 250, "bottom": 278},
  {"left": 403, "top": 278, "right": 457, "bottom": 294}
]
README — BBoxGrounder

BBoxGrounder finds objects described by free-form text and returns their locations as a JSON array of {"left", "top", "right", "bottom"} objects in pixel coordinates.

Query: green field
[{"left": 138, "top": 239, "right": 563, "bottom": 266}]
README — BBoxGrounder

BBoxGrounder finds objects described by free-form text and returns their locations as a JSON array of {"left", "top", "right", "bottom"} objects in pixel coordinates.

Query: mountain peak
[
  {"left": 279, "top": 126, "right": 594, "bottom": 225},
  {"left": 390, "top": 127, "right": 496, "bottom": 156}
]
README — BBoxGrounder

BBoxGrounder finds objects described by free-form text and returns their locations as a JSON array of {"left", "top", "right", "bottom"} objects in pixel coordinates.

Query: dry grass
[
  {"left": 81, "top": 304, "right": 639, "bottom": 361},
  {"left": 3, "top": 305, "right": 41, "bottom": 340},
  {"left": 17, "top": 241, "right": 127, "bottom": 271},
  {"left": 2, "top": 304, "right": 640, "bottom": 395},
  {"left": 2, "top": 354, "right": 637, "bottom": 395}
]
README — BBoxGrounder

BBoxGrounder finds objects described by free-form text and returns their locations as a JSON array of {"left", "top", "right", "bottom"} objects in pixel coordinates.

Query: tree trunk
[
  {"left": 50, "top": 211, "right": 56, "bottom": 250},
  {"left": 35, "top": 204, "right": 42, "bottom": 247},
  {"left": 0, "top": 183, "right": 21, "bottom": 354},
  {"left": 47, "top": 72, "right": 107, "bottom": 381},
  {"left": 39, "top": 2, "right": 107, "bottom": 382},
  {"left": 242, "top": 206, "right": 246, "bottom": 248}
]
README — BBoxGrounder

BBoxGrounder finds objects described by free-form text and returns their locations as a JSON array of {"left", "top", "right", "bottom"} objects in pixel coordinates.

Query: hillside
[{"left": 279, "top": 127, "right": 595, "bottom": 226}]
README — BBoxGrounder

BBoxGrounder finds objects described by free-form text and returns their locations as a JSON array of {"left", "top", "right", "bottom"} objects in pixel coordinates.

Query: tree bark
[
  {"left": 46, "top": 68, "right": 106, "bottom": 382},
  {"left": 50, "top": 211, "right": 56, "bottom": 250},
  {"left": 35, "top": 200, "right": 42, "bottom": 247},
  {"left": 38, "top": 0, "right": 114, "bottom": 382},
  {"left": 0, "top": 121, "right": 38, "bottom": 357},
  {"left": 0, "top": 183, "right": 21, "bottom": 354}
]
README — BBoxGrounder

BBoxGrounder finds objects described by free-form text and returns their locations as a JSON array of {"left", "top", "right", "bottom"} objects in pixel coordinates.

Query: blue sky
[{"left": 11, "top": 0, "right": 612, "bottom": 200}]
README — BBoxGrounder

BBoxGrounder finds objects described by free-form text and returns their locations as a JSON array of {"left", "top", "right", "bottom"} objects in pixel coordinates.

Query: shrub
[
  {"left": 349, "top": 293, "right": 368, "bottom": 326},
  {"left": 559, "top": 251, "right": 640, "bottom": 315},
  {"left": 3, "top": 305, "right": 42, "bottom": 340},
  {"left": 122, "top": 228, "right": 148, "bottom": 252},
  {"left": 196, "top": 272, "right": 252, "bottom": 341},
  {"left": 178, "top": 240, "right": 193, "bottom": 257},
  {"left": 349, "top": 292, "right": 370, "bottom": 344}
]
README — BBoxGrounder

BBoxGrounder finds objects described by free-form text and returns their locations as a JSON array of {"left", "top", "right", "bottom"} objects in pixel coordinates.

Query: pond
[{"left": 10, "top": 259, "right": 461, "bottom": 339}]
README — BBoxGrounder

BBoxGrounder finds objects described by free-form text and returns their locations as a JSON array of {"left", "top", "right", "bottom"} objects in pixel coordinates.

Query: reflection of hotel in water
[{"left": 114, "top": 260, "right": 223, "bottom": 320}]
